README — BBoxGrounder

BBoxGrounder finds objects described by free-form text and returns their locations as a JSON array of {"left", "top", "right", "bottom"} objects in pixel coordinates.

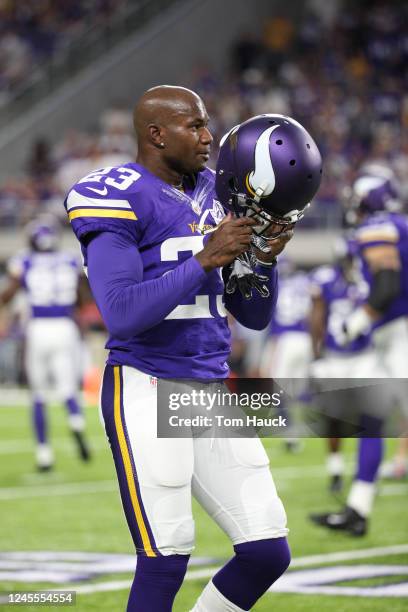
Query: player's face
[{"left": 163, "top": 99, "right": 213, "bottom": 174}]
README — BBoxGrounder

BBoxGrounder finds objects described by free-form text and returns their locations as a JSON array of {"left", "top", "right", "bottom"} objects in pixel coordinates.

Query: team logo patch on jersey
[
  {"left": 188, "top": 222, "right": 213, "bottom": 234},
  {"left": 210, "top": 199, "right": 225, "bottom": 224}
]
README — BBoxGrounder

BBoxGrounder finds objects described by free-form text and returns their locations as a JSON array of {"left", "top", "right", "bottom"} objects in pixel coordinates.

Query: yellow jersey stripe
[
  {"left": 68, "top": 208, "right": 137, "bottom": 221},
  {"left": 357, "top": 232, "right": 398, "bottom": 244},
  {"left": 113, "top": 366, "right": 156, "bottom": 557}
]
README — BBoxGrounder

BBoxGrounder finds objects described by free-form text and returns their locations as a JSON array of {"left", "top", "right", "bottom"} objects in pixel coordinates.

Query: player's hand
[
  {"left": 254, "top": 223, "right": 295, "bottom": 264},
  {"left": 196, "top": 214, "right": 256, "bottom": 272}
]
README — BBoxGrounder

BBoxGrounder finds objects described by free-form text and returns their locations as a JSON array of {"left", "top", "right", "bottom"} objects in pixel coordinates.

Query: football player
[
  {"left": 310, "top": 167, "right": 408, "bottom": 535},
  {"left": 308, "top": 237, "right": 373, "bottom": 494},
  {"left": 65, "top": 86, "right": 322, "bottom": 611},
  {"left": 260, "top": 256, "right": 312, "bottom": 451},
  {"left": 0, "top": 216, "right": 91, "bottom": 470}
]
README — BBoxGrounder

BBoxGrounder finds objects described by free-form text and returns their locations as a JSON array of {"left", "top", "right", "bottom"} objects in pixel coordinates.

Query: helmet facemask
[{"left": 229, "top": 188, "right": 307, "bottom": 243}]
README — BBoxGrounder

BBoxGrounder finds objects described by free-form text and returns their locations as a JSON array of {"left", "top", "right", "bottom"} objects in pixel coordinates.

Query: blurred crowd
[
  {"left": 190, "top": 0, "right": 408, "bottom": 224},
  {"left": 0, "top": 105, "right": 135, "bottom": 226},
  {"left": 0, "top": 0, "right": 407, "bottom": 228},
  {"left": 0, "top": 0, "right": 126, "bottom": 104}
]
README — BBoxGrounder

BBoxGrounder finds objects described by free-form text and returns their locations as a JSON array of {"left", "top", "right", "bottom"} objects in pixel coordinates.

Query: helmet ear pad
[{"left": 216, "top": 114, "right": 322, "bottom": 222}]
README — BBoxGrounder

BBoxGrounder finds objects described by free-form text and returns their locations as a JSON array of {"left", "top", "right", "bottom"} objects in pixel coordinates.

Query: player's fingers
[
  {"left": 229, "top": 216, "right": 257, "bottom": 227},
  {"left": 217, "top": 212, "right": 233, "bottom": 227}
]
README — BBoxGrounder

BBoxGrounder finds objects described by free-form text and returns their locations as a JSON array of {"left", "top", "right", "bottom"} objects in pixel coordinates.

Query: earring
[{"left": 160, "top": 142, "right": 165, "bottom": 148}]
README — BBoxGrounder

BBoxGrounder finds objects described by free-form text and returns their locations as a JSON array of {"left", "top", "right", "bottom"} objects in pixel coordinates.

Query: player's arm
[
  {"left": 309, "top": 290, "right": 327, "bottom": 359},
  {"left": 0, "top": 275, "right": 21, "bottom": 306},
  {"left": 86, "top": 218, "right": 253, "bottom": 338},
  {"left": 223, "top": 264, "right": 278, "bottom": 330},
  {"left": 86, "top": 231, "right": 208, "bottom": 338},
  {"left": 222, "top": 223, "right": 292, "bottom": 330},
  {"left": 363, "top": 244, "right": 401, "bottom": 315},
  {"left": 345, "top": 243, "right": 401, "bottom": 341}
]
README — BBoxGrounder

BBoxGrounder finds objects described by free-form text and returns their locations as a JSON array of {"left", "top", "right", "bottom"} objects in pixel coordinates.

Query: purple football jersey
[
  {"left": 65, "top": 163, "right": 231, "bottom": 379},
  {"left": 8, "top": 251, "right": 81, "bottom": 318},
  {"left": 269, "top": 272, "right": 310, "bottom": 335},
  {"left": 310, "top": 265, "right": 370, "bottom": 353},
  {"left": 355, "top": 212, "right": 408, "bottom": 327}
]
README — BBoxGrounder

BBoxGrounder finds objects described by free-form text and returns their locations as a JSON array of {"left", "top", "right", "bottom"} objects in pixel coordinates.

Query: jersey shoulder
[
  {"left": 310, "top": 265, "right": 337, "bottom": 287},
  {"left": 7, "top": 250, "right": 31, "bottom": 279},
  {"left": 55, "top": 250, "right": 82, "bottom": 270},
  {"left": 65, "top": 163, "right": 154, "bottom": 243},
  {"left": 355, "top": 213, "right": 400, "bottom": 248}
]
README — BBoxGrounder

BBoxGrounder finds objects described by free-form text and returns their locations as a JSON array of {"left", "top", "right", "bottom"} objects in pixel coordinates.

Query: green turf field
[{"left": 0, "top": 404, "right": 407, "bottom": 611}]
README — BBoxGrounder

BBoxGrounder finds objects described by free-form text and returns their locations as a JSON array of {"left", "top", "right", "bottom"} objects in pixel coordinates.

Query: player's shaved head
[
  {"left": 133, "top": 85, "right": 205, "bottom": 142},
  {"left": 133, "top": 84, "right": 212, "bottom": 181}
]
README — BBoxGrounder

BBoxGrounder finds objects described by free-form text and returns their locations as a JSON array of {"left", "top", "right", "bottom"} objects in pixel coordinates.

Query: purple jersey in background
[
  {"left": 310, "top": 265, "right": 370, "bottom": 353},
  {"left": 8, "top": 251, "right": 81, "bottom": 319},
  {"left": 354, "top": 212, "right": 408, "bottom": 328},
  {"left": 269, "top": 272, "right": 310, "bottom": 336},
  {"left": 65, "top": 163, "right": 232, "bottom": 379}
]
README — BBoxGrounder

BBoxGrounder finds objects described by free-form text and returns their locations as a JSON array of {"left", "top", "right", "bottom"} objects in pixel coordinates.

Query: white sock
[
  {"left": 68, "top": 414, "right": 85, "bottom": 432},
  {"left": 190, "top": 580, "right": 245, "bottom": 611},
  {"left": 326, "top": 452, "right": 344, "bottom": 476},
  {"left": 36, "top": 444, "right": 54, "bottom": 467},
  {"left": 347, "top": 480, "right": 376, "bottom": 517}
]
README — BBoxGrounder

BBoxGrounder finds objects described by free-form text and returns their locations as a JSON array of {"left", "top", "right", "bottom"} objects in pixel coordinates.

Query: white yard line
[
  {"left": 0, "top": 438, "right": 107, "bottom": 455},
  {"left": 0, "top": 462, "right": 405, "bottom": 501},
  {"left": 380, "top": 484, "right": 408, "bottom": 496},
  {"left": 59, "top": 544, "right": 408, "bottom": 596},
  {"left": 290, "top": 544, "right": 408, "bottom": 568},
  {"left": 0, "top": 463, "right": 336, "bottom": 500},
  {"left": 0, "top": 481, "right": 117, "bottom": 500}
]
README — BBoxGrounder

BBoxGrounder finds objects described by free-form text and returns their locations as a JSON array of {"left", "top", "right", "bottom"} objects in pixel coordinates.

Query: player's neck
[{"left": 136, "top": 154, "right": 184, "bottom": 190}]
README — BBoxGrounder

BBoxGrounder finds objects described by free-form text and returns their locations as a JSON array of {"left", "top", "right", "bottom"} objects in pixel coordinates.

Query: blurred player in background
[
  {"left": 0, "top": 215, "right": 91, "bottom": 471},
  {"left": 228, "top": 315, "right": 267, "bottom": 378},
  {"left": 260, "top": 256, "right": 312, "bottom": 450},
  {"left": 351, "top": 167, "right": 408, "bottom": 478},
  {"left": 308, "top": 237, "right": 371, "bottom": 493},
  {"left": 311, "top": 166, "right": 408, "bottom": 535}
]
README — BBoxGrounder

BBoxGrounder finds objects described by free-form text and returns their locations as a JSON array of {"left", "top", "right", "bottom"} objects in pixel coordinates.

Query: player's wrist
[
  {"left": 255, "top": 256, "right": 277, "bottom": 268},
  {"left": 195, "top": 252, "right": 213, "bottom": 273},
  {"left": 253, "top": 246, "right": 277, "bottom": 266}
]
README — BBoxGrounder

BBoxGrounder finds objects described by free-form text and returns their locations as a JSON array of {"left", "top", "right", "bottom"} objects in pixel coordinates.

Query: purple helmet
[
  {"left": 350, "top": 170, "right": 402, "bottom": 216},
  {"left": 215, "top": 114, "right": 322, "bottom": 237},
  {"left": 27, "top": 216, "right": 59, "bottom": 252}
]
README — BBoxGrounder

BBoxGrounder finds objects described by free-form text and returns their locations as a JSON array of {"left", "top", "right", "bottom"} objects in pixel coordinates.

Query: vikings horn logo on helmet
[
  {"left": 245, "top": 125, "right": 279, "bottom": 198},
  {"left": 215, "top": 114, "right": 322, "bottom": 229}
]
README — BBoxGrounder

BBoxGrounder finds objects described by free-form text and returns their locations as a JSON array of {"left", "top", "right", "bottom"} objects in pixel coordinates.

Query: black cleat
[
  {"left": 37, "top": 463, "right": 54, "bottom": 473},
  {"left": 309, "top": 506, "right": 367, "bottom": 536},
  {"left": 72, "top": 430, "right": 91, "bottom": 462},
  {"left": 284, "top": 439, "right": 303, "bottom": 454},
  {"left": 329, "top": 474, "right": 343, "bottom": 493}
]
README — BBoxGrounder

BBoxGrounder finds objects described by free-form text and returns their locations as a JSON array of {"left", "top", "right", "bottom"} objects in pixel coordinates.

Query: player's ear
[{"left": 148, "top": 123, "right": 165, "bottom": 148}]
